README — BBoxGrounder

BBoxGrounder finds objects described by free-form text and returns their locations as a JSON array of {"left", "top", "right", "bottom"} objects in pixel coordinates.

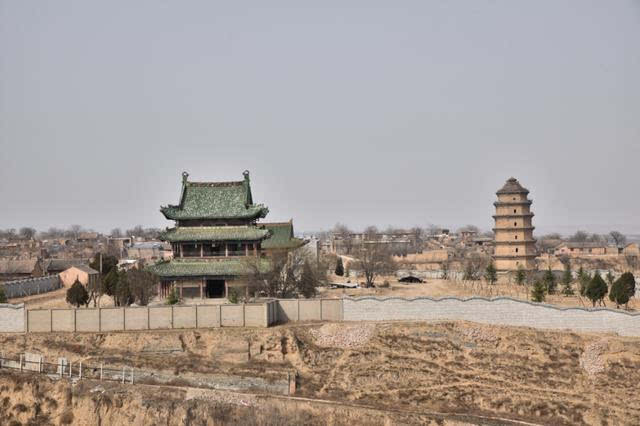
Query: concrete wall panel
[
  {"left": 51, "top": 309, "right": 75, "bottom": 332},
  {"left": 277, "top": 300, "right": 299, "bottom": 322},
  {"left": 244, "top": 304, "right": 264, "bottom": 327},
  {"left": 100, "top": 308, "right": 124, "bottom": 331},
  {"left": 196, "top": 305, "right": 220, "bottom": 328},
  {"left": 221, "top": 304, "right": 243, "bottom": 327},
  {"left": 321, "top": 299, "right": 342, "bottom": 321},
  {"left": 173, "top": 306, "right": 196, "bottom": 329},
  {"left": 299, "top": 300, "right": 321, "bottom": 321},
  {"left": 149, "top": 307, "right": 172, "bottom": 330},
  {"left": 27, "top": 310, "right": 51, "bottom": 332},
  {"left": 75, "top": 309, "right": 100, "bottom": 332},
  {"left": 125, "top": 308, "right": 149, "bottom": 330},
  {"left": 0, "top": 304, "right": 25, "bottom": 332}
]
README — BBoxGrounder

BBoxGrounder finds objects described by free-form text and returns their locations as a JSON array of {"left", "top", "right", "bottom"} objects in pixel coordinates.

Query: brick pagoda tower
[{"left": 492, "top": 178, "right": 537, "bottom": 271}]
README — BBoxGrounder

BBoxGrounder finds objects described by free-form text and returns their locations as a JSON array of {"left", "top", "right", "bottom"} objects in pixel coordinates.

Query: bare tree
[
  {"left": 70, "top": 224, "right": 83, "bottom": 239},
  {"left": 426, "top": 224, "right": 442, "bottom": 236},
  {"left": 127, "top": 225, "right": 145, "bottom": 238},
  {"left": 458, "top": 225, "right": 480, "bottom": 234},
  {"left": 353, "top": 242, "right": 397, "bottom": 288},
  {"left": 333, "top": 223, "right": 354, "bottom": 255},
  {"left": 110, "top": 228, "right": 123, "bottom": 238},
  {"left": 462, "top": 252, "right": 490, "bottom": 281},
  {"left": 19, "top": 227, "right": 37, "bottom": 240},
  {"left": 609, "top": 231, "right": 627, "bottom": 247},
  {"left": 568, "top": 230, "right": 589, "bottom": 242},
  {"left": 43, "top": 227, "right": 64, "bottom": 239},
  {"left": 123, "top": 267, "right": 158, "bottom": 306},
  {"left": 363, "top": 225, "right": 379, "bottom": 240},
  {"left": 246, "top": 251, "right": 325, "bottom": 298}
]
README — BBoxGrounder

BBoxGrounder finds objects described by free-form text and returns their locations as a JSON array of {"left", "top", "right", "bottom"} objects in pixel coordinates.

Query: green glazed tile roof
[
  {"left": 260, "top": 221, "right": 306, "bottom": 250},
  {"left": 147, "top": 258, "right": 271, "bottom": 278},
  {"left": 160, "top": 171, "right": 269, "bottom": 220},
  {"left": 159, "top": 226, "right": 271, "bottom": 242}
]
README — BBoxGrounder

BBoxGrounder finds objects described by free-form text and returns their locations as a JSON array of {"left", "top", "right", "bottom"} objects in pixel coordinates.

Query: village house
[
  {"left": 148, "top": 171, "right": 304, "bottom": 299},
  {"left": 331, "top": 231, "right": 420, "bottom": 256},
  {"left": 126, "top": 241, "right": 172, "bottom": 262},
  {"left": 44, "top": 258, "right": 89, "bottom": 275},
  {"left": 553, "top": 242, "right": 618, "bottom": 257},
  {"left": 59, "top": 264, "right": 100, "bottom": 288},
  {"left": 622, "top": 243, "right": 640, "bottom": 257},
  {"left": 0, "top": 259, "right": 45, "bottom": 282}
]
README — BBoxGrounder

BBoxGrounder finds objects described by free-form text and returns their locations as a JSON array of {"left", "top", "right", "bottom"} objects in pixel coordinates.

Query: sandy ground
[
  {"left": 1, "top": 321, "right": 640, "bottom": 425},
  {"left": 319, "top": 276, "right": 640, "bottom": 310}
]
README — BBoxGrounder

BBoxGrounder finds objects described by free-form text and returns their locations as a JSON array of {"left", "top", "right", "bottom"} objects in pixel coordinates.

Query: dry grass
[{"left": 2, "top": 321, "right": 640, "bottom": 424}]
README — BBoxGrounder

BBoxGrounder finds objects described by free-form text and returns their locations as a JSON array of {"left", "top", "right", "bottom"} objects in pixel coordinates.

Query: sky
[{"left": 1, "top": 1, "right": 639, "bottom": 236}]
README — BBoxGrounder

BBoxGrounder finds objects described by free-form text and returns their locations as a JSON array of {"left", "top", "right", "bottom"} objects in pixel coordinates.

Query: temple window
[{"left": 182, "top": 243, "right": 200, "bottom": 257}]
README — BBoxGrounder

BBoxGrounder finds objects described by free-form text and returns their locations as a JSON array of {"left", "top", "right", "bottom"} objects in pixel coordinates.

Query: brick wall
[{"left": 343, "top": 297, "right": 640, "bottom": 337}]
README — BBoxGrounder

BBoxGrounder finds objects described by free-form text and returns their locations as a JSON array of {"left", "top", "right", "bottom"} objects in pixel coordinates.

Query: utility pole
[{"left": 98, "top": 252, "right": 103, "bottom": 308}]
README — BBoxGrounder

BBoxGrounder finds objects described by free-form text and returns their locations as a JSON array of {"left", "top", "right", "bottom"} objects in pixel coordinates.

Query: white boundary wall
[
  {"left": 343, "top": 297, "right": 640, "bottom": 337},
  {"left": 0, "top": 303, "right": 25, "bottom": 332}
]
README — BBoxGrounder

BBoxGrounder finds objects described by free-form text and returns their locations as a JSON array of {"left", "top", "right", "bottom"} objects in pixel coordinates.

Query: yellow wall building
[{"left": 493, "top": 178, "right": 537, "bottom": 271}]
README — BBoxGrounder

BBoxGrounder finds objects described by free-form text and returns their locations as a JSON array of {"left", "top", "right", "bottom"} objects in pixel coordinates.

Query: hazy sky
[{"left": 1, "top": 1, "right": 639, "bottom": 236}]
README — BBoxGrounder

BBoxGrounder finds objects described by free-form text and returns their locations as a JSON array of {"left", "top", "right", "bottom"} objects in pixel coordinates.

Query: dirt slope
[{"left": 1, "top": 321, "right": 640, "bottom": 425}]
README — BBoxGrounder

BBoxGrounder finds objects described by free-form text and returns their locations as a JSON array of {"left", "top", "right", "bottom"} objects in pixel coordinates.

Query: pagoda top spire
[{"left": 496, "top": 177, "right": 529, "bottom": 195}]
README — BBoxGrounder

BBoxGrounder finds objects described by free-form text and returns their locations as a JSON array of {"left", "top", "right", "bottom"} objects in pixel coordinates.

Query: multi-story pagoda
[
  {"left": 149, "top": 171, "right": 304, "bottom": 299},
  {"left": 492, "top": 178, "right": 537, "bottom": 271}
]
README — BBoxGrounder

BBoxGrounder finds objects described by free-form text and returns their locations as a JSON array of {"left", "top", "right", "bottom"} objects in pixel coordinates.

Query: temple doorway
[{"left": 205, "top": 279, "right": 226, "bottom": 298}]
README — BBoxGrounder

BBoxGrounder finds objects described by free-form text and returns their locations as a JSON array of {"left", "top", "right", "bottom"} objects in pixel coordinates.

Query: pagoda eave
[
  {"left": 493, "top": 226, "right": 535, "bottom": 232},
  {"left": 493, "top": 254, "right": 538, "bottom": 259},
  {"left": 492, "top": 213, "right": 534, "bottom": 219},
  {"left": 494, "top": 240, "right": 537, "bottom": 245},
  {"left": 493, "top": 200, "right": 532, "bottom": 207}
]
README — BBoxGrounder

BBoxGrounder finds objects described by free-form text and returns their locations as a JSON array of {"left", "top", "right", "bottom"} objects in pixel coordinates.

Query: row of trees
[
  {"left": 66, "top": 267, "right": 158, "bottom": 308},
  {"left": 479, "top": 258, "right": 636, "bottom": 309},
  {"left": 526, "top": 264, "right": 636, "bottom": 308},
  {"left": 0, "top": 225, "right": 162, "bottom": 241},
  {"left": 245, "top": 251, "right": 326, "bottom": 299},
  {"left": 65, "top": 253, "right": 157, "bottom": 307}
]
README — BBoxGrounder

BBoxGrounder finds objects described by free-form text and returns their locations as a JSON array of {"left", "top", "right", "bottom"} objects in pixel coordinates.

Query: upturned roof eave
[
  {"left": 160, "top": 205, "right": 269, "bottom": 221},
  {"left": 159, "top": 226, "right": 271, "bottom": 243}
]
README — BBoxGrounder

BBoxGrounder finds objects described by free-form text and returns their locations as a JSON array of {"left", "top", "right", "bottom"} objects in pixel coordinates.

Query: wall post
[
  {"left": 296, "top": 299, "right": 300, "bottom": 321},
  {"left": 49, "top": 309, "right": 53, "bottom": 332}
]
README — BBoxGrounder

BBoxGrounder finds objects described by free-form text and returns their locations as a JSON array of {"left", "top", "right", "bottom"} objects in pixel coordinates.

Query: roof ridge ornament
[
  {"left": 182, "top": 171, "right": 189, "bottom": 184},
  {"left": 243, "top": 170, "right": 250, "bottom": 181}
]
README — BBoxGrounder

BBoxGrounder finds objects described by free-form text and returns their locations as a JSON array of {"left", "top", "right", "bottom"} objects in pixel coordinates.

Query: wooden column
[
  {"left": 225, "top": 243, "right": 229, "bottom": 257},
  {"left": 200, "top": 244, "right": 203, "bottom": 257},
  {"left": 245, "top": 244, "right": 249, "bottom": 256},
  {"left": 200, "top": 278, "right": 204, "bottom": 299},
  {"left": 253, "top": 243, "right": 257, "bottom": 257}
]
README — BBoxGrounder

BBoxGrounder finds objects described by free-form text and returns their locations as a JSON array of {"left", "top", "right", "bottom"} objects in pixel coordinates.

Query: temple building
[
  {"left": 149, "top": 171, "right": 305, "bottom": 299},
  {"left": 492, "top": 178, "right": 537, "bottom": 271}
]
